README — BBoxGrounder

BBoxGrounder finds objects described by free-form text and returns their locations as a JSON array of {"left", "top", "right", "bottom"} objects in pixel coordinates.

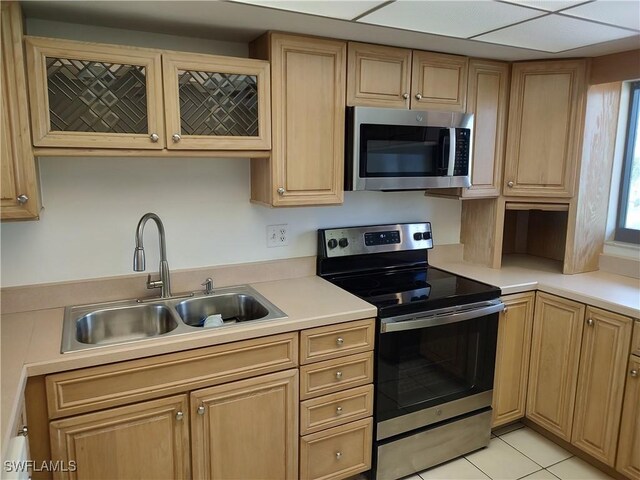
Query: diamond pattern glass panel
[
  {"left": 46, "top": 57, "right": 148, "bottom": 134},
  {"left": 178, "top": 70, "right": 258, "bottom": 136}
]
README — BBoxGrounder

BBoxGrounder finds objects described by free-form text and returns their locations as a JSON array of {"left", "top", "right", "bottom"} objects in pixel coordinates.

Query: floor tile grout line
[
  {"left": 543, "top": 467, "right": 563, "bottom": 480},
  {"left": 545, "top": 456, "right": 575, "bottom": 470},
  {"left": 498, "top": 429, "right": 573, "bottom": 470},
  {"left": 516, "top": 467, "right": 545, "bottom": 480},
  {"left": 462, "top": 456, "right": 493, "bottom": 479}
]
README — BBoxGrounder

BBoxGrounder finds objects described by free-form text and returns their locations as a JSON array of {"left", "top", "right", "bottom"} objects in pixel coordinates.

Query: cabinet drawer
[
  {"left": 632, "top": 320, "right": 640, "bottom": 357},
  {"left": 300, "top": 417, "right": 373, "bottom": 480},
  {"left": 300, "top": 384, "right": 373, "bottom": 435},
  {"left": 300, "top": 352, "right": 373, "bottom": 400},
  {"left": 300, "top": 319, "right": 375, "bottom": 365},
  {"left": 46, "top": 333, "right": 298, "bottom": 419}
]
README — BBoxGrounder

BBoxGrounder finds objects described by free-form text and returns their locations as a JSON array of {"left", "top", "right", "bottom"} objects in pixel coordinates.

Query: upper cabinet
[
  {"left": 25, "top": 36, "right": 271, "bottom": 153},
  {"left": 503, "top": 59, "right": 587, "bottom": 198},
  {"left": 1, "top": 2, "right": 40, "bottom": 221},
  {"left": 347, "top": 42, "right": 468, "bottom": 112},
  {"left": 250, "top": 33, "right": 346, "bottom": 207}
]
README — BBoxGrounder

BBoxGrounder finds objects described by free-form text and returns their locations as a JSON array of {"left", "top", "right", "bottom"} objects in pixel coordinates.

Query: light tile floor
[{"left": 406, "top": 424, "right": 615, "bottom": 480}]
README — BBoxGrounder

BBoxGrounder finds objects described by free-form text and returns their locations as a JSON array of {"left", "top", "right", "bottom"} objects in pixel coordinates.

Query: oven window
[
  {"left": 360, "top": 124, "right": 448, "bottom": 177},
  {"left": 376, "top": 313, "right": 498, "bottom": 423}
]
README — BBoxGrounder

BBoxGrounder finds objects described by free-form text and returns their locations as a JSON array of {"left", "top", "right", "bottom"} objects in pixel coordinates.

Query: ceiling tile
[
  {"left": 229, "top": 0, "right": 386, "bottom": 21},
  {"left": 475, "top": 13, "right": 638, "bottom": 52},
  {"left": 561, "top": 0, "right": 640, "bottom": 31},
  {"left": 357, "top": 0, "right": 544, "bottom": 39},
  {"left": 499, "top": 0, "right": 591, "bottom": 12}
]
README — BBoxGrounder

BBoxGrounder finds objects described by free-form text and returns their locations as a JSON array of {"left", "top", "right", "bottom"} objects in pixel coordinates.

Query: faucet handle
[
  {"left": 147, "top": 274, "right": 163, "bottom": 290},
  {"left": 201, "top": 278, "right": 214, "bottom": 295}
]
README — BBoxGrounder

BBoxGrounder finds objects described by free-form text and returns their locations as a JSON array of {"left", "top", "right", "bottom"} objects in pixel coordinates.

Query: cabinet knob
[
  {"left": 507, "top": 181, "right": 514, "bottom": 188},
  {"left": 18, "top": 425, "right": 27, "bottom": 436},
  {"left": 335, "top": 371, "right": 343, "bottom": 380},
  {"left": 335, "top": 451, "right": 343, "bottom": 460},
  {"left": 631, "top": 369, "right": 638, "bottom": 377},
  {"left": 197, "top": 405, "right": 205, "bottom": 415},
  {"left": 586, "top": 318, "right": 594, "bottom": 326},
  {"left": 336, "top": 406, "right": 343, "bottom": 415},
  {"left": 277, "top": 187, "right": 285, "bottom": 195},
  {"left": 150, "top": 133, "right": 159, "bottom": 142},
  {"left": 415, "top": 93, "right": 422, "bottom": 100},
  {"left": 16, "top": 194, "right": 28, "bottom": 205},
  {"left": 175, "top": 411, "right": 184, "bottom": 421},
  {"left": 172, "top": 133, "right": 182, "bottom": 143},
  {"left": 402, "top": 93, "right": 409, "bottom": 100},
  {"left": 336, "top": 337, "right": 344, "bottom": 346}
]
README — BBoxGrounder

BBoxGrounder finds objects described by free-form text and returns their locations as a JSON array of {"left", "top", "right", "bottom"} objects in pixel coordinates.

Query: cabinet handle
[
  {"left": 336, "top": 406, "right": 343, "bottom": 415},
  {"left": 197, "top": 405, "right": 205, "bottom": 415},
  {"left": 503, "top": 307, "right": 508, "bottom": 314},
  {"left": 150, "top": 133, "right": 159, "bottom": 142},
  {"left": 415, "top": 93, "right": 422, "bottom": 100},
  {"left": 402, "top": 93, "right": 409, "bottom": 100},
  {"left": 18, "top": 425, "right": 27, "bottom": 436},
  {"left": 507, "top": 181, "right": 514, "bottom": 188},
  {"left": 586, "top": 318, "right": 594, "bottom": 326},
  {"left": 172, "top": 133, "right": 182, "bottom": 143},
  {"left": 631, "top": 369, "right": 638, "bottom": 377},
  {"left": 336, "top": 337, "right": 344, "bottom": 346},
  {"left": 16, "top": 194, "right": 28, "bottom": 205},
  {"left": 277, "top": 187, "right": 285, "bottom": 195},
  {"left": 335, "top": 371, "right": 343, "bottom": 380},
  {"left": 335, "top": 451, "right": 343, "bottom": 460},
  {"left": 175, "top": 411, "right": 184, "bottom": 421}
]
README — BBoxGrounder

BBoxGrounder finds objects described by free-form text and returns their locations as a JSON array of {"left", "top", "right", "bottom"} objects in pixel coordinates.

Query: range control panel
[{"left": 319, "top": 223, "right": 433, "bottom": 258}]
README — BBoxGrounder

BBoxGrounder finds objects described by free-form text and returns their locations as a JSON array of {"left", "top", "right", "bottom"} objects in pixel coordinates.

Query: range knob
[
  {"left": 327, "top": 239, "right": 338, "bottom": 249},
  {"left": 423, "top": 231, "right": 432, "bottom": 240},
  {"left": 413, "top": 232, "right": 422, "bottom": 241},
  {"left": 338, "top": 238, "right": 349, "bottom": 248}
]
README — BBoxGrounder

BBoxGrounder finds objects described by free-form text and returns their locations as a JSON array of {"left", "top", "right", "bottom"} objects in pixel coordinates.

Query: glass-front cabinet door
[
  {"left": 26, "top": 37, "right": 164, "bottom": 149},
  {"left": 162, "top": 53, "right": 271, "bottom": 150}
]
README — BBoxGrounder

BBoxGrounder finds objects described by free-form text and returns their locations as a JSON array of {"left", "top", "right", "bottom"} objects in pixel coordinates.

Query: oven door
[{"left": 376, "top": 301, "right": 501, "bottom": 440}]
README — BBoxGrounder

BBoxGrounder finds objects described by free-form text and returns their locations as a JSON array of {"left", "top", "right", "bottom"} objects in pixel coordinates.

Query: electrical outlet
[{"left": 267, "top": 224, "right": 288, "bottom": 247}]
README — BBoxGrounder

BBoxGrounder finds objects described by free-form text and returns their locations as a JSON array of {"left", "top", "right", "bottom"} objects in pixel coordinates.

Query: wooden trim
[
  {"left": 632, "top": 320, "right": 640, "bottom": 356},
  {"left": 300, "top": 352, "right": 373, "bottom": 400},
  {"left": 300, "top": 385, "right": 373, "bottom": 436},
  {"left": 32, "top": 147, "right": 270, "bottom": 158},
  {"left": 300, "top": 319, "right": 374, "bottom": 365},
  {"left": 590, "top": 49, "right": 640, "bottom": 85},
  {"left": 506, "top": 203, "right": 569, "bottom": 211},
  {"left": 616, "top": 355, "right": 640, "bottom": 479},
  {"left": 46, "top": 332, "right": 298, "bottom": 418},
  {"left": 25, "top": 375, "right": 52, "bottom": 480},
  {"left": 411, "top": 50, "right": 468, "bottom": 112}
]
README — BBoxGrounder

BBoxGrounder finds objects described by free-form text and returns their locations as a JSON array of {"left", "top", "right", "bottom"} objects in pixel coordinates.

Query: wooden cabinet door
[
  {"left": 1, "top": 2, "right": 39, "bottom": 220},
  {"left": 526, "top": 292, "right": 585, "bottom": 440},
  {"left": 25, "top": 36, "right": 164, "bottom": 149},
  {"left": 346, "top": 42, "right": 411, "bottom": 109},
  {"left": 492, "top": 292, "right": 535, "bottom": 428},
  {"left": 463, "top": 59, "right": 509, "bottom": 199},
  {"left": 162, "top": 52, "right": 270, "bottom": 150},
  {"left": 191, "top": 369, "right": 298, "bottom": 480},
  {"left": 410, "top": 51, "right": 468, "bottom": 112},
  {"left": 49, "top": 395, "right": 190, "bottom": 480},
  {"left": 616, "top": 356, "right": 640, "bottom": 480},
  {"left": 503, "top": 60, "right": 586, "bottom": 197},
  {"left": 572, "top": 307, "right": 632, "bottom": 466}
]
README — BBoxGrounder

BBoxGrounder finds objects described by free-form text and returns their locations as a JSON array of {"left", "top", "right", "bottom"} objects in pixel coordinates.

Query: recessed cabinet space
[
  {"left": 1, "top": 2, "right": 40, "bottom": 221},
  {"left": 250, "top": 33, "right": 346, "bottom": 206},
  {"left": 347, "top": 42, "right": 468, "bottom": 112},
  {"left": 503, "top": 59, "right": 587, "bottom": 197},
  {"left": 25, "top": 36, "right": 270, "bottom": 154}
]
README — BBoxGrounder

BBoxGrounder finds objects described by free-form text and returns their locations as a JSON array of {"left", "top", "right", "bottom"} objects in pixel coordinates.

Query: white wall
[{"left": 0, "top": 157, "right": 461, "bottom": 286}]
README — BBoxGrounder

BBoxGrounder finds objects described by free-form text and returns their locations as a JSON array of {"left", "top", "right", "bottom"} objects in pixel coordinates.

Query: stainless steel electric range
[{"left": 317, "top": 222, "right": 503, "bottom": 480}]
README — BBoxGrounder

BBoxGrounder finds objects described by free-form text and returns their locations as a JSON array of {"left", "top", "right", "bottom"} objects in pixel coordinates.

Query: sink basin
[
  {"left": 75, "top": 304, "right": 179, "bottom": 345},
  {"left": 175, "top": 293, "right": 270, "bottom": 327}
]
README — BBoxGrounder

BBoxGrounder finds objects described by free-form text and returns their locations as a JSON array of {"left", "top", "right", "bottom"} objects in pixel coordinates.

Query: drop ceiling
[{"left": 21, "top": 0, "right": 640, "bottom": 60}]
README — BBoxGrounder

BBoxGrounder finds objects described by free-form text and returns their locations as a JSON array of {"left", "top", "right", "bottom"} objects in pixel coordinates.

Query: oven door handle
[{"left": 380, "top": 301, "right": 504, "bottom": 333}]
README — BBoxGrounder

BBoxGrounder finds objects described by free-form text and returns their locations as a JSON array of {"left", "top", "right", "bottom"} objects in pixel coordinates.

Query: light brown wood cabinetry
[
  {"left": 492, "top": 292, "right": 535, "bottom": 428},
  {"left": 347, "top": 42, "right": 468, "bottom": 112},
  {"left": 300, "top": 352, "right": 374, "bottom": 400},
  {"left": 503, "top": 60, "right": 586, "bottom": 197},
  {"left": 191, "top": 369, "right": 298, "bottom": 480},
  {"left": 50, "top": 395, "right": 191, "bottom": 480},
  {"left": 526, "top": 292, "right": 585, "bottom": 440},
  {"left": 1, "top": 2, "right": 40, "bottom": 221},
  {"left": 300, "top": 318, "right": 375, "bottom": 365},
  {"left": 250, "top": 33, "right": 346, "bottom": 206},
  {"left": 616, "top": 356, "right": 640, "bottom": 480},
  {"left": 572, "top": 307, "right": 632, "bottom": 466}
]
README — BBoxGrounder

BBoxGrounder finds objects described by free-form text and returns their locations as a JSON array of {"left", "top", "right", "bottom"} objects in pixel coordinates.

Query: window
[{"left": 616, "top": 81, "right": 640, "bottom": 244}]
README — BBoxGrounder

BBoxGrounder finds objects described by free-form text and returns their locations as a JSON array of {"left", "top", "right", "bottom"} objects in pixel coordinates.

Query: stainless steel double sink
[{"left": 61, "top": 285, "right": 287, "bottom": 353}]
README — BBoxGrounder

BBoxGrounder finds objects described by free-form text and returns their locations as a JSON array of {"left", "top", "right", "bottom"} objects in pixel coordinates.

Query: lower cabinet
[
  {"left": 50, "top": 395, "right": 190, "bottom": 480},
  {"left": 616, "top": 355, "right": 640, "bottom": 480}
]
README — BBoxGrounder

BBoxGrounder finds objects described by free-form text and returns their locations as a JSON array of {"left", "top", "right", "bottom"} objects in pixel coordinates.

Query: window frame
[{"left": 615, "top": 80, "right": 640, "bottom": 244}]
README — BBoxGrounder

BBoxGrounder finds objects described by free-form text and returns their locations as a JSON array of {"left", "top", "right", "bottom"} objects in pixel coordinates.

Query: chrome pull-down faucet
[{"left": 133, "top": 213, "right": 172, "bottom": 298}]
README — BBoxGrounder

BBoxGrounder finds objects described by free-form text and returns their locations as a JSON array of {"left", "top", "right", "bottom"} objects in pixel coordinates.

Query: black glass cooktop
[{"left": 328, "top": 266, "right": 500, "bottom": 318}]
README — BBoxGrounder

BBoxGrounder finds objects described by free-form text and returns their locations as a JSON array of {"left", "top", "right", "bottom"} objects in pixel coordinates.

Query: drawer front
[
  {"left": 300, "top": 417, "right": 373, "bottom": 480},
  {"left": 46, "top": 333, "right": 298, "bottom": 419},
  {"left": 300, "top": 385, "right": 373, "bottom": 435},
  {"left": 300, "top": 352, "right": 373, "bottom": 400},
  {"left": 633, "top": 320, "right": 640, "bottom": 357},
  {"left": 300, "top": 319, "right": 375, "bottom": 365}
]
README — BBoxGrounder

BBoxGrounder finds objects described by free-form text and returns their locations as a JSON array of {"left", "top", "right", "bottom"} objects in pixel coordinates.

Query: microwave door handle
[
  {"left": 380, "top": 302, "right": 504, "bottom": 333},
  {"left": 447, "top": 128, "right": 456, "bottom": 177},
  {"left": 439, "top": 131, "right": 449, "bottom": 172}
]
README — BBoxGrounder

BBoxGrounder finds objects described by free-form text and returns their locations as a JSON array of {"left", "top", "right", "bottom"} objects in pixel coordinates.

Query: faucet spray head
[{"left": 133, "top": 247, "right": 146, "bottom": 272}]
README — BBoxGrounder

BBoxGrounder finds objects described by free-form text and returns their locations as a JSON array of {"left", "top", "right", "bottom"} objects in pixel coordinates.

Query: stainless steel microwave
[{"left": 345, "top": 106, "right": 474, "bottom": 191}]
